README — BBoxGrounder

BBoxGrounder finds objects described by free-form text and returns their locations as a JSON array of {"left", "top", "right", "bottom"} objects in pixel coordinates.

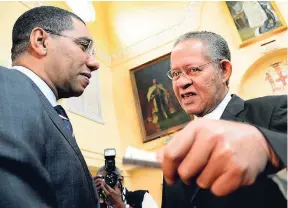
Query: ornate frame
[
  {"left": 130, "top": 53, "right": 190, "bottom": 142},
  {"left": 223, "top": 1, "right": 287, "bottom": 48}
]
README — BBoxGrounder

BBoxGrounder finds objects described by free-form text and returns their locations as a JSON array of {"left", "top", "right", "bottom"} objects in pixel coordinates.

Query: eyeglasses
[
  {"left": 167, "top": 60, "right": 218, "bottom": 81},
  {"left": 44, "top": 29, "right": 95, "bottom": 56}
]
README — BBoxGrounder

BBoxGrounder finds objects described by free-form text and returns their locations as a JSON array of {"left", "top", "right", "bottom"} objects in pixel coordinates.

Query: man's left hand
[{"left": 100, "top": 180, "right": 125, "bottom": 208}]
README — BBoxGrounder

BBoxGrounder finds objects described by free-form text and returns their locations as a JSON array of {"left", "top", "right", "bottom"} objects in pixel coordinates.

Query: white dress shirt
[
  {"left": 142, "top": 192, "right": 158, "bottom": 208},
  {"left": 13, "top": 66, "right": 57, "bottom": 107},
  {"left": 195, "top": 93, "right": 232, "bottom": 120},
  {"left": 122, "top": 188, "right": 158, "bottom": 208}
]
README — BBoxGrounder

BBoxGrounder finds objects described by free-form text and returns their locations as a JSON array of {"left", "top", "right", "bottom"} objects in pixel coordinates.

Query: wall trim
[{"left": 94, "top": 2, "right": 205, "bottom": 67}]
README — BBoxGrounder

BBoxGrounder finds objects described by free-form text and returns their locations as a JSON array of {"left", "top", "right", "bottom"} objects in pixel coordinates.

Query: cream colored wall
[
  {"left": 0, "top": 2, "right": 27, "bottom": 67},
  {"left": 239, "top": 48, "right": 287, "bottom": 99},
  {"left": 1, "top": 2, "right": 287, "bottom": 207},
  {"left": 108, "top": 1, "right": 288, "bottom": 207},
  {"left": 129, "top": 168, "right": 163, "bottom": 205},
  {"left": 106, "top": 1, "right": 190, "bottom": 53}
]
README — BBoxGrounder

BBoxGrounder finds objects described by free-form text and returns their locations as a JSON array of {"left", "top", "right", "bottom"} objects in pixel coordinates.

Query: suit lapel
[
  {"left": 35, "top": 86, "right": 79, "bottom": 150},
  {"left": 32, "top": 83, "right": 98, "bottom": 200},
  {"left": 31, "top": 82, "right": 82, "bottom": 153},
  {"left": 15, "top": 70, "right": 79, "bottom": 150},
  {"left": 221, "top": 94, "right": 245, "bottom": 122}
]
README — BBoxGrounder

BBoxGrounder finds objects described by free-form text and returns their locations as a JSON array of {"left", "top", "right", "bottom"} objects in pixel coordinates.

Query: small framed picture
[{"left": 224, "top": 1, "right": 287, "bottom": 47}]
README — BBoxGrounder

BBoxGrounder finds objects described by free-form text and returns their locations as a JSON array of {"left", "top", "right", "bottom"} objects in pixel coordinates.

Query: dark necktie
[{"left": 54, "top": 105, "right": 73, "bottom": 135}]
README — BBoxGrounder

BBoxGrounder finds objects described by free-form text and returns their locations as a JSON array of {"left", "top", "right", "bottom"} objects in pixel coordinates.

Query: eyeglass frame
[
  {"left": 44, "top": 29, "right": 95, "bottom": 56},
  {"left": 166, "top": 59, "right": 222, "bottom": 81}
]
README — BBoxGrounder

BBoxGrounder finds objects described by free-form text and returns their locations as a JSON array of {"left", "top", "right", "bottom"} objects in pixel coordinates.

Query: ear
[
  {"left": 219, "top": 60, "right": 232, "bottom": 85},
  {"left": 29, "top": 27, "right": 49, "bottom": 56}
]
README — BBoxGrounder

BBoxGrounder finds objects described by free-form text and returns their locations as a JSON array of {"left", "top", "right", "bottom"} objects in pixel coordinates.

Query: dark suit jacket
[
  {"left": 162, "top": 94, "right": 287, "bottom": 208},
  {"left": 0, "top": 66, "right": 99, "bottom": 207}
]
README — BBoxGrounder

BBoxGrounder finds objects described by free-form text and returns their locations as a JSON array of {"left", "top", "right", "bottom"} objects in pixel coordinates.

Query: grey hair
[
  {"left": 173, "top": 31, "right": 231, "bottom": 86},
  {"left": 173, "top": 31, "right": 231, "bottom": 61},
  {"left": 97, "top": 166, "right": 122, "bottom": 176}
]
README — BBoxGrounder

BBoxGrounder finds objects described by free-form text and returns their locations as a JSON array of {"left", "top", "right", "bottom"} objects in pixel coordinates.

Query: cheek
[
  {"left": 66, "top": 52, "right": 82, "bottom": 69},
  {"left": 196, "top": 75, "right": 216, "bottom": 99},
  {"left": 203, "top": 76, "right": 222, "bottom": 105},
  {"left": 54, "top": 52, "right": 74, "bottom": 72},
  {"left": 61, "top": 46, "right": 85, "bottom": 67}
]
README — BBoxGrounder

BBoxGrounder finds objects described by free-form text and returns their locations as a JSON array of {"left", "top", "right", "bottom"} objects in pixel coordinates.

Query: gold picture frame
[
  {"left": 224, "top": 1, "right": 287, "bottom": 48},
  {"left": 130, "top": 53, "right": 191, "bottom": 143}
]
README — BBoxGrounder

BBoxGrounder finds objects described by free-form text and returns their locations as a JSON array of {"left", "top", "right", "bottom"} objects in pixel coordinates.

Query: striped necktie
[{"left": 54, "top": 105, "right": 73, "bottom": 135}]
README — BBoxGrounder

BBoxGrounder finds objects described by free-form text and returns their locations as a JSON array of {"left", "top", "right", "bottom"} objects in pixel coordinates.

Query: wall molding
[
  {"left": 109, "top": 2, "right": 204, "bottom": 67},
  {"left": 94, "top": 2, "right": 205, "bottom": 67}
]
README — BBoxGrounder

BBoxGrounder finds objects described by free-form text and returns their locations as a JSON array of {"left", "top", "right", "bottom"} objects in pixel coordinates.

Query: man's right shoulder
[
  {"left": 0, "top": 65, "right": 37, "bottom": 101},
  {"left": 0, "top": 65, "right": 29, "bottom": 83},
  {"left": 0, "top": 65, "right": 13, "bottom": 72},
  {"left": 1, "top": 65, "right": 18, "bottom": 74}
]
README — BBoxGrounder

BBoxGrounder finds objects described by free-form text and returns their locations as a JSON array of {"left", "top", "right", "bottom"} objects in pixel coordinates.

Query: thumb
[{"left": 156, "top": 148, "right": 164, "bottom": 163}]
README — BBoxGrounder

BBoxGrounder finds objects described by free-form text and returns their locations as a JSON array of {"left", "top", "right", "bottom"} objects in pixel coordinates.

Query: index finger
[
  {"left": 95, "top": 179, "right": 103, "bottom": 188},
  {"left": 162, "top": 121, "right": 197, "bottom": 184}
]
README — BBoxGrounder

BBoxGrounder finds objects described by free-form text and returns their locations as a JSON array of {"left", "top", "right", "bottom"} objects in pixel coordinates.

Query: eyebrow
[
  {"left": 170, "top": 64, "right": 196, "bottom": 71},
  {"left": 44, "top": 29, "right": 93, "bottom": 43}
]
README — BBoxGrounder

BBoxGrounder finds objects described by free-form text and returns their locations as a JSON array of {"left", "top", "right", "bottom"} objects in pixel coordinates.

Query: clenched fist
[{"left": 159, "top": 119, "right": 279, "bottom": 196}]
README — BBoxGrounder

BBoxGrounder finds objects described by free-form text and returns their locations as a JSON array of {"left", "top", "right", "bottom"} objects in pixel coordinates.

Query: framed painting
[
  {"left": 130, "top": 53, "right": 191, "bottom": 143},
  {"left": 224, "top": 1, "right": 287, "bottom": 48}
]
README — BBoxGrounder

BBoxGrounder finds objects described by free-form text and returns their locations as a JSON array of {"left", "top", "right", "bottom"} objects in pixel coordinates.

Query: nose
[
  {"left": 86, "top": 55, "right": 100, "bottom": 72},
  {"left": 175, "top": 74, "right": 193, "bottom": 89}
]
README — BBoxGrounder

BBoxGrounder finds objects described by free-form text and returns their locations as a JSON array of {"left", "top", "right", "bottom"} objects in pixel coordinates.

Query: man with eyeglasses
[
  {"left": 160, "top": 31, "right": 287, "bottom": 208},
  {"left": 0, "top": 6, "right": 99, "bottom": 208}
]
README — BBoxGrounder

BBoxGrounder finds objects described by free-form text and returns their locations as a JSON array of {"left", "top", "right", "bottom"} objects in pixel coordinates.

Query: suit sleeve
[
  {"left": 257, "top": 95, "right": 287, "bottom": 166},
  {"left": 0, "top": 72, "right": 56, "bottom": 207}
]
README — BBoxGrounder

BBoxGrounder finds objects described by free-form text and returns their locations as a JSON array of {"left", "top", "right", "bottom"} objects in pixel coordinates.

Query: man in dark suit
[
  {"left": 0, "top": 6, "right": 99, "bottom": 207},
  {"left": 161, "top": 31, "right": 287, "bottom": 208}
]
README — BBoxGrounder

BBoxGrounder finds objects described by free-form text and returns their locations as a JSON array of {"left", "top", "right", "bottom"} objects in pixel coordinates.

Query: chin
[
  {"left": 73, "top": 90, "right": 84, "bottom": 97},
  {"left": 183, "top": 106, "right": 201, "bottom": 116},
  {"left": 63, "top": 89, "right": 84, "bottom": 98},
  {"left": 72, "top": 84, "right": 86, "bottom": 96}
]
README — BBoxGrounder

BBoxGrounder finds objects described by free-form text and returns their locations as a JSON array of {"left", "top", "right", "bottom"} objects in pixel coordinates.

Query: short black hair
[{"left": 11, "top": 6, "right": 85, "bottom": 61}]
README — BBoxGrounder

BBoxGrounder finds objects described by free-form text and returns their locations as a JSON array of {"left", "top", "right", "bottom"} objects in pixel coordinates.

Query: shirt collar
[
  {"left": 13, "top": 66, "right": 57, "bottom": 107},
  {"left": 195, "top": 93, "right": 232, "bottom": 120}
]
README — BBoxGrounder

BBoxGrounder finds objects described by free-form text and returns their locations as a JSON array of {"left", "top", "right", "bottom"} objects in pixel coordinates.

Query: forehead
[
  {"left": 63, "top": 17, "right": 92, "bottom": 39},
  {"left": 171, "top": 39, "right": 208, "bottom": 69},
  {"left": 97, "top": 171, "right": 107, "bottom": 177}
]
